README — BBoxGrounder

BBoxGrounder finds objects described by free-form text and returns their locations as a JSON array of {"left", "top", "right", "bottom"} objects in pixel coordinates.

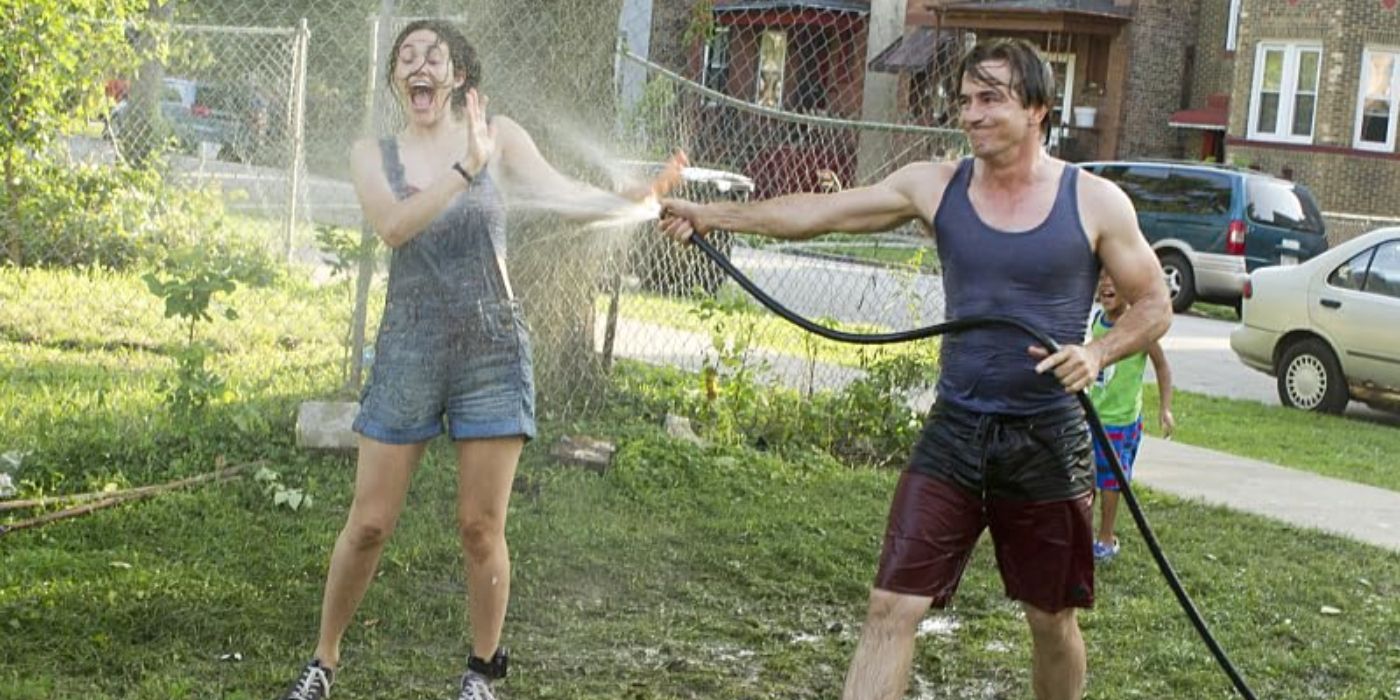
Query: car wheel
[
  {"left": 1159, "top": 251, "right": 1196, "bottom": 313},
  {"left": 1276, "top": 338, "right": 1349, "bottom": 414}
]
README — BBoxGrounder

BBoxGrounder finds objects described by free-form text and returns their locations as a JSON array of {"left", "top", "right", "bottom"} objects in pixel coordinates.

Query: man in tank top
[{"left": 658, "top": 38, "right": 1171, "bottom": 700}]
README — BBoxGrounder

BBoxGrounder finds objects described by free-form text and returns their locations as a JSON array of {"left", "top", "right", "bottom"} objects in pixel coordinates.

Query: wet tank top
[
  {"left": 931, "top": 158, "right": 1099, "bottom": 415},
  {"left": 378, "top": 137, "right": 512, "bottom": 310}
]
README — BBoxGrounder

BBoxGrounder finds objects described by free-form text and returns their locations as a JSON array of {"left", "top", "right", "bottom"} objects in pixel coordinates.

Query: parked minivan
[{"left": 1079, "top": 161, "right": 1329, "bottom": 313}]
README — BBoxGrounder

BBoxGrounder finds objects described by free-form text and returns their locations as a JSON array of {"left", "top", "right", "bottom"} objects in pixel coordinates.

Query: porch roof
[
  {"left": 936, "top": 0, "right": 1133, "bottom": 34},
  {"left": 868, "top": 27, "right": 960, "bottom": 73}
]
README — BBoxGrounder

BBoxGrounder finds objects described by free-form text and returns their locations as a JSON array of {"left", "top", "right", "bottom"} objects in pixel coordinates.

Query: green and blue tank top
[{"left": 1088, "top": 309, "right": 1147, "bottom": 426}]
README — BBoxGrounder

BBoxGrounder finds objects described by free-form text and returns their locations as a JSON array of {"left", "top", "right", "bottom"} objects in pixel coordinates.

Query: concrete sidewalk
[{"left": 1135, "top": 436, "right": 1400, "bottom": 552}]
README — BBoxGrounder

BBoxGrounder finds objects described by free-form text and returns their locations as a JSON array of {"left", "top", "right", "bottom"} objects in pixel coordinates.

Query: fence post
[
  {"left": 347, "top": 1, "right": 396, "bottom": 393},
  {"left": 284, "top": 18, "right": 311, "bottom": 262}
]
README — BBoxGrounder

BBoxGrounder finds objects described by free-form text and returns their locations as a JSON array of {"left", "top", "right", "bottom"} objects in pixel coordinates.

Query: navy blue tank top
[{"left": 932, "top": 158, "right": 1099, "bottom": 415}]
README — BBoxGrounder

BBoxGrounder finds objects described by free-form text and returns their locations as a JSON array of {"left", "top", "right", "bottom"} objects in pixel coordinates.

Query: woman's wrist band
[{"left": 452, "top": 162, "right": 474, "bottom": 185}]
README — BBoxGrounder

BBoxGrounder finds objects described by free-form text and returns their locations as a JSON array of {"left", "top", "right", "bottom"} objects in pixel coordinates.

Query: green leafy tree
[{"left": 0, "top": 0, "right": 147, "bottom": 264}]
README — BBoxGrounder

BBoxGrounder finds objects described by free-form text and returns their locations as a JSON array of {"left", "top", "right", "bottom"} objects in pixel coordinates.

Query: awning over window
[
  {"left": 868, "top": 28, "right": 959, "bottom": 74},
  {"left": 713, "top": 0, "right": 870, "bottom": 14},
  {"left": 1169, "top": 94, "right": 1230, "bottom": 131}
]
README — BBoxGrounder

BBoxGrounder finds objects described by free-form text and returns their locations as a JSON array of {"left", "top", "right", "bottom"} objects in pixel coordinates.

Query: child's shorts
[{"left": 1093, "top": 417, "right": 1142, "bottom": 491}]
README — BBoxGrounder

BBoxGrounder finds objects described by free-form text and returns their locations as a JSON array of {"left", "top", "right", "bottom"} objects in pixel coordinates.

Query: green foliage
[
  {"left": 8, "top": 156, "right": 282, "bottom": 278},
  {"left": 313, "top": 224, "right": 376, "bottom": 281},
  {"left": 1, "top": 2, "right": 147, "bottom": 263},
  {"left": 608, "top": 347, "right": 935, "bottom": 469},
  {"left": 143, "top": 263, "right": 239, "bottom": 341},
  {"left": 161, "top": 344, "right": 229, "bottom": 414},
  {"left": 681, "top": 0, "right": 718, "bottom": 47},
  {"left": 0, "top": 3, "right": 145, "bottom": 157},
  {"left": 253, "top": 466, "right": 312, "bottom": 512},
  {"left": 822, "top": 349, "right": 936, "bottom": 466},
  {"left": 689, "top": 292, "right": 769, "bottom": 444},
  {"left": 142, "top": 249, "right": 261, "bottom": 414}
]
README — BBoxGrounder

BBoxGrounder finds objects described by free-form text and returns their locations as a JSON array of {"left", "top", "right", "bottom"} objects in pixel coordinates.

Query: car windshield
[{"left": 1246, "top": 180, "right": 1325, "bottom": 233}]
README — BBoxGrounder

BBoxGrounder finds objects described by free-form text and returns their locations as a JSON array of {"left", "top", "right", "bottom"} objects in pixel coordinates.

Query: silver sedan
[{"left": 1231, "top": 227, "right": 1400, "bottom": 414}]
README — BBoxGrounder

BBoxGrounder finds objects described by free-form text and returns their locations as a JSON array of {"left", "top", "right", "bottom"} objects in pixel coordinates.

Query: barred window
[{"left": 1355, "top": 48, "right": 1400, "bottom": 152}]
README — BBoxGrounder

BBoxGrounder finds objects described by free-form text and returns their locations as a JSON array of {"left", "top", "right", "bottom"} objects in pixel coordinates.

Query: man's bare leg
[
  {"left": 1022, "top": 603, "right": 1085, "bottom": 700},
  {"left": 841, "top": 589, "right": 934, "bottom": 700}
]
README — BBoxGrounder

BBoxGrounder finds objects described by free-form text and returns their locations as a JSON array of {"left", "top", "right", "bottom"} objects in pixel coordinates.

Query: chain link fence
[{"left": 7, "top": 0, "right": 976, "bottom": 472}]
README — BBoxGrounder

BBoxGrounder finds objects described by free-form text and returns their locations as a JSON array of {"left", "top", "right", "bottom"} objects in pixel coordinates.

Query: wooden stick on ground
[
  {"left": 0, "top": 462, "right": 260, "bottom": 536},
  {"left": 0, "top": 463, "right": 261, "bottom": 513}
]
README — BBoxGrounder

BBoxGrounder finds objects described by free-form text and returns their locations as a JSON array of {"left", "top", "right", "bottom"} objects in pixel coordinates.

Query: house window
[
  {"left": 702, "top": 27, "right": 730, "bottom": 96},
  {"left": 756, "top": 29, "right": 787, "bottom": 109},
  {"left": 1355, "top": 48, "right": 1400, "bottom": 151},
  {"left": 1226, "top": 0, "right": 1242, "bottom": 52},
  {"left": 1248, "top": 42, "right": 1321, "bottom": 143}
]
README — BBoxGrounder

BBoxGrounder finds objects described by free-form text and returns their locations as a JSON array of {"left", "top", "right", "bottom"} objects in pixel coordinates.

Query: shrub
[{"left": 7, "top": 156, "right": 280, "bottom": 281}]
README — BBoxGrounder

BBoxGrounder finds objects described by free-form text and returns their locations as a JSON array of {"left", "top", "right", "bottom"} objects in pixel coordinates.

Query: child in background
[{"left": 1089, "top": 273, "right": 1175, "bottom": 561}]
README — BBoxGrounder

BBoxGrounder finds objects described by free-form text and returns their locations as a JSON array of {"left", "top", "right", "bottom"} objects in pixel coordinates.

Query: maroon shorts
[{"left": 874, "top": 402, "right": 1096, "bottom": 612}]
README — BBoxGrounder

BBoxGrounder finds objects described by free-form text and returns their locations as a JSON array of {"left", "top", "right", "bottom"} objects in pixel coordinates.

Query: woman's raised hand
[
  {"left": 623, "top": 150, "right": 688, "bottom": 202},
  {"left": 462, "top": 88, "right": 494, "bottom": 177}
]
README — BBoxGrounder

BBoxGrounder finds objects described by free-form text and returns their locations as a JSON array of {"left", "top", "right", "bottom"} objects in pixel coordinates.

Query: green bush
[
  {"left": 607, "top": 355, "right": 934, "bottom": 469},
  {"left": 7, "top": 156, "right": 280, "bottom": 281}
]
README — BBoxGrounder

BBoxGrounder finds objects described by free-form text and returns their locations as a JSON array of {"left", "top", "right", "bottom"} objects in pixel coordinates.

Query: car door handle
[{"left": 1320, "top": 298, "right": 1342, "bottom": 309}]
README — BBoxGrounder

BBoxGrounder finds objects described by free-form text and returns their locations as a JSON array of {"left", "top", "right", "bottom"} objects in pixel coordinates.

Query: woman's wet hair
[
  {"left": 959, "top": 38, "right": 1055, "bottom": 117},
  {"left": 386, "top": 19, "right": 481, "bottom": 113}
]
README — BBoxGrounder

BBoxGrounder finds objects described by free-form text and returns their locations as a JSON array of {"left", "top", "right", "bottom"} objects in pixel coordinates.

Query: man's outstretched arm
[{"left": 658, "top": 162, "right": 948, "bottom": 242}]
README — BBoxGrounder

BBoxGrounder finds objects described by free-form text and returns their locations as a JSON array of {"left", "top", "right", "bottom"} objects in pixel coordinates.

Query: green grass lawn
[
  {"left": 1141, "top": 384, "right": 1400, "bottom": 492},
  {"left": 3, "top": 266, "right": 1399, "bottom": 698},
  {"left": 789, "top": 243, "right": 940, "bottom": 273},
  {"left": 2, "top": 417, "right": 1397, "bottom": 699},
  {"left": 1188, "top": 302, "right": 1240, "bottom": 323}
]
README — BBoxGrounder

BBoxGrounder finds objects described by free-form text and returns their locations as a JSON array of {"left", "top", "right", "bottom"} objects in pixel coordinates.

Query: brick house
[
  {"left": 1215, "top": 0, "right": 1400, "bottom": 217},
  {"left": 875, "top": 1, "right": 1206, "bottom": 162},
  {"left": 645, "top": 0, "right": 874, "bottom": 197}
]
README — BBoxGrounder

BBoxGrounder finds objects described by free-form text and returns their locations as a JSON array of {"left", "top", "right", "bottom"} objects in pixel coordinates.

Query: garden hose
[{"left": 686, "top": 233, "right": 1259, "bottom": 700}]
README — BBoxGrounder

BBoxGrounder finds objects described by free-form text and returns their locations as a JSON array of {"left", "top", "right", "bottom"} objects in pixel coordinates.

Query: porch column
[{"left": 1099, "top": 26, "right": 1130, "bottom": 159}]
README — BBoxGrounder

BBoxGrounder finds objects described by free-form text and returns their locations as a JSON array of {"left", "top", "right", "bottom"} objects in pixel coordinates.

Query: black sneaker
[
  {"left": 458, "top": 649, "right": 508, "bottom": 700},
  {"left": 279, "top": 659, "right": 334, "bottom": 700}
]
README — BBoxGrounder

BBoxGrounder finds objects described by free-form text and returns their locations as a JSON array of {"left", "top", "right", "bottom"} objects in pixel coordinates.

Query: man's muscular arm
[
  {"left": 658, "top": 162, "right": 950, "bottom": 242},
  {"left": 1032, "top": 175, "right": 1171, "bottom": 392}
]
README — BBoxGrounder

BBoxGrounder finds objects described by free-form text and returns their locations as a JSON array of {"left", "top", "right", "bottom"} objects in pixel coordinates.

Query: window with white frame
[
  {"left": 756, "top": 30, "right": 787, "bottom": 109},
  {"left": 1226, "top": 0, "right": 1242, "bottom": 51},
  {"left": 702, "top": 27, "right": 731, "bottom": 96},
  {"left": 1248, "top": 43, "right": 1322, "bottom": 143},
  {"left": 1355, "top": 48, "right": 1400, "bottom": 151}
]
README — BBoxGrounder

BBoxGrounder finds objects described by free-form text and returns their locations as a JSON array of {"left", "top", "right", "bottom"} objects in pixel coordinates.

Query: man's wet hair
[
  {"left": 959, "top": 38, "right": 1056, "bottom": 129},
  {"left": 387, "top": 19, "right": 481, "bottom": 113}
]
